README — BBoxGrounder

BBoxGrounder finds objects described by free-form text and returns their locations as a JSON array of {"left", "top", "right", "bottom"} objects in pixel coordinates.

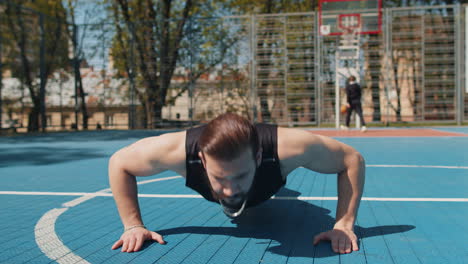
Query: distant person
[
  {"left": 341, "top": 76, "right": 367, "bottom": 132},
  {"left": 96, "top": 122, "right": 102, "bottom": 130},
  {"left": 109, "top": 113, "right": 365, "bottom": 255}
]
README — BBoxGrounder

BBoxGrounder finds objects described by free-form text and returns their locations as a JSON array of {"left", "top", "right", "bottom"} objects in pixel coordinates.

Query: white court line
[
  {"left": 35, "top": 208, "right": 86, "bottom": 263},
  {"left": 33, "top": 175, "right": 181, "bottom": 264},
  {"left": 3, "top": 191, "right": 468, "bottom": 202},
  {"left": 272, "top": 197, "right": 468, "bottom": 202},
  {"left": 1, "top": 191, "right": 113, "bottom": 197},
  {"left": 367, "top": 165, "right": 468, "bottom": 169}
]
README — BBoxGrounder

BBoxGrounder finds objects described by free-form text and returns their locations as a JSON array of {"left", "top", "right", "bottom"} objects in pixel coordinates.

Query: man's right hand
[{"left": 111, "top": 227, "right": 166, "bottom": 252}]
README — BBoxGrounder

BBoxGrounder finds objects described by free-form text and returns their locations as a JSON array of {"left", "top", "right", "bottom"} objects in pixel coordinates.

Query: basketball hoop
[
  {"left": 338, "top": 14, "right": 361, "bottom": 34},
  {"left": 335, "top": 12, "right": 363, "bottom": 61},
  {"left": 337, "top": 14, "right": 362, "bottom": 60},
  {"left": 318, "top": 0, "right": 382, "bottom": 36}
]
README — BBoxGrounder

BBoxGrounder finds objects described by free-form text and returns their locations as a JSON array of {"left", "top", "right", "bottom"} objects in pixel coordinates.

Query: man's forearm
[
  {"left": 109, "top": 160, "right": 144, "bottom": 228},
  {"left": 335, "top": 153, "right": 365, "bottom": 229}
]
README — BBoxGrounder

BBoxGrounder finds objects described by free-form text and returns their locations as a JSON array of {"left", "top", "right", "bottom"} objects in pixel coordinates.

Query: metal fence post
[
  {"left": 128, "top": 22, "right": 136, "bottom": 129},
  {"left": 72, "top": 24, "right": 79, "bottom": 130},
  {"left": 0, "top": 29, "right": 3, "bottom": 130},
  {"left": 314, "top": 11, "right": 321, "bottom": 126},
  {"left": 464, "top": 4, "right": 467, "bottom": 124},
  {"left": 334, "top": 46, "right": 340, "bottom": 129},
  {"left": 188, "top": 17, "right": 194, "bottom": 127},
  {"left": 384, "top": 8, "right": 392, "bottom": 125},
  {"left": 455, "top": 4, "right": 463, "bottom": 125},
  {"left": 100, "top": 23, "right": 108, "bottom": 129},
  {"left": 250, "top": 15, "right": 257, "bottom": 122},
  {"left": 282, "top": 16, "right": 291, "bottom": 126},
  {"left": 39, "top": 13, "right": 46, "bottom": 132},
  {"left": 421, "top": 11, "right": 425, "bottom": 121}
]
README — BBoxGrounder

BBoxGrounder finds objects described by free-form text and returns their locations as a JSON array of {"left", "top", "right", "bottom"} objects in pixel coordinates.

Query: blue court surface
[{"left": 1, "top": 127, "right": 467, "bottom": 264}]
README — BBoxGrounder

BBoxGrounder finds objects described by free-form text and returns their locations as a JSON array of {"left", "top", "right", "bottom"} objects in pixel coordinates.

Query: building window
[
  {"left": 46, "top": 115, "right": 52, "bottom": 127},
  {"left": 105, "top": 114, "right": 114, "bottom": 126}
]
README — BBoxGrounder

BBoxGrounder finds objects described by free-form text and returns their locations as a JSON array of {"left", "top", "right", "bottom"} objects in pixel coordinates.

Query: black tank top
[{"left": 185, "top": 123, "right": 286, "bottom": 207}]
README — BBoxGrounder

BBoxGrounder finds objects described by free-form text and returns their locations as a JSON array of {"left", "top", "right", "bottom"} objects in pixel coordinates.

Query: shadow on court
[
  {"left": 158, "top": 188, "right": 415, "bottom": 258},
  {"left": 0, "top": 130, "right": 178, "bottom": 167},
  {"left": 0, "top": 146, "right": 107, "bottom": 167},
  {"left": 0, "top": 130, "right": 178, "bottom": 144}
]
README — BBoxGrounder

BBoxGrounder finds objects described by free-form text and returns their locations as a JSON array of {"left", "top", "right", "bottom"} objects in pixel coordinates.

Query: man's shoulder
[
  {"left": 277, "top": 127, "right": 319, "bottom": 149},
  {"left": 136, "top": 130, "right": 186, "bottom": 157},
  {"left": 276, "top": 127, "right": 317, "bottom": 177},
  {"left": 158, "top": 130, "right": 187, "bottom": 147},
  {"left": 111, "top": 130, "right": 187, "bottom": 177},
  {"left": 277, "top": 127, "right": 328, "bottom": 156},
  {"left": 277, "top": 126, "right": 311, "bottom": 136}
]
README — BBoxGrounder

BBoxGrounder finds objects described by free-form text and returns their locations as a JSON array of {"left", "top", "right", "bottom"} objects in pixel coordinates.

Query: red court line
[{"left": 309, "top": 129, "right": 468, "bottom": 137}]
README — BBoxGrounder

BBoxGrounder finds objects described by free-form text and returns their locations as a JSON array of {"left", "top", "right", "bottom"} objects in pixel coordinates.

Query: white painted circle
[{"left": 34, "top": 175, "right": 182, "bottom": 264}]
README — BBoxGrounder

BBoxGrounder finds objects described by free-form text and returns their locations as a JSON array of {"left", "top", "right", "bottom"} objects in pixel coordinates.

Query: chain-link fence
[
  {"left": 0, "top": 3, "right": 466, "bottom": 132},
  {"left": 383, "top": 5, "right": 461, "bottom": 123}
]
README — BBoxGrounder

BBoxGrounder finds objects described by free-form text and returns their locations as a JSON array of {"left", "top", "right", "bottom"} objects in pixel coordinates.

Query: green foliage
[
  {"left": 229, "top": 0, "right": 315, "bottom": 14},
  {"left": 103, "top": 0, "right": 248, "bottom": 126},
  {"left": 0, "top": 0, "right": 70, "bottom": 131},
  {"left": 0, "top": 0, "right": 69, "bottom": 80}
]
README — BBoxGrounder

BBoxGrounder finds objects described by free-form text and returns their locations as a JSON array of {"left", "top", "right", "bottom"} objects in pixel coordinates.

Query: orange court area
[{"left": 310, "top": 129, "right": 468, "bottom": 137}]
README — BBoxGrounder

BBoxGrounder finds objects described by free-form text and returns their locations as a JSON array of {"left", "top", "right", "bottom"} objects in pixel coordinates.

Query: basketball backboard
[{"left": 319, "top": 0, "right": 382, "bottom": 36}]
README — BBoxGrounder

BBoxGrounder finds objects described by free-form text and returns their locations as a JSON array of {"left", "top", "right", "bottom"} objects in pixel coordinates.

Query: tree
[
  {"left": 1, "top": 0, "right": 69, "bottom": 132},
  {"left": 65, "top": 0, "right": 94, "bottom": 130},
  {"left": 108, "top": 0, "right": 237, "bottom": 128}
]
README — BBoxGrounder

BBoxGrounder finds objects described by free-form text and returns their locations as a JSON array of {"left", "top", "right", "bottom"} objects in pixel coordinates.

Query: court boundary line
[{"left": 367, "top": 165, "right": 468, "bottom": 169}]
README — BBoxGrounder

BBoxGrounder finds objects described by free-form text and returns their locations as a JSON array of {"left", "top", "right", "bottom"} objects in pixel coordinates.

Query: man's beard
[
  {"left": 213, "top": 175, "right": 255, "bottom": 218},
  {"left": 220, "top": 195, "right": 248, "bottom": 218},
  {"left": 222, "top": 192, "right": 246, "bottom": 206}
]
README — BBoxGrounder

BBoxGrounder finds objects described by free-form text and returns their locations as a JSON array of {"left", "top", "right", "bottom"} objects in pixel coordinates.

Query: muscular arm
[
  {"left": 108, "top": 131, "right": 186, "bottom": 252},
  {"left": 302, "top": 134, "right": 365, "bottom": 230},
  {"left": 278, "top": 127, "right": 365, "bottom": 253}
]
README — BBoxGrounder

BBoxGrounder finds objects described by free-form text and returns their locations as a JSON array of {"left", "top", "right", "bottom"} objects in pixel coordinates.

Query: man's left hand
[{"left": 313, "top": 228, "right": 359, "bottom": 254}]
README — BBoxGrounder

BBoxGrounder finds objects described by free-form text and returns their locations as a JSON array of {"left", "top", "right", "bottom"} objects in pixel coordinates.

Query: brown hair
[
  {"left": 348, "top": 75, "right": 356, "bottom": 82},
  {"left": 199, "top": 113, "right": 259, "bottom": 161}
]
